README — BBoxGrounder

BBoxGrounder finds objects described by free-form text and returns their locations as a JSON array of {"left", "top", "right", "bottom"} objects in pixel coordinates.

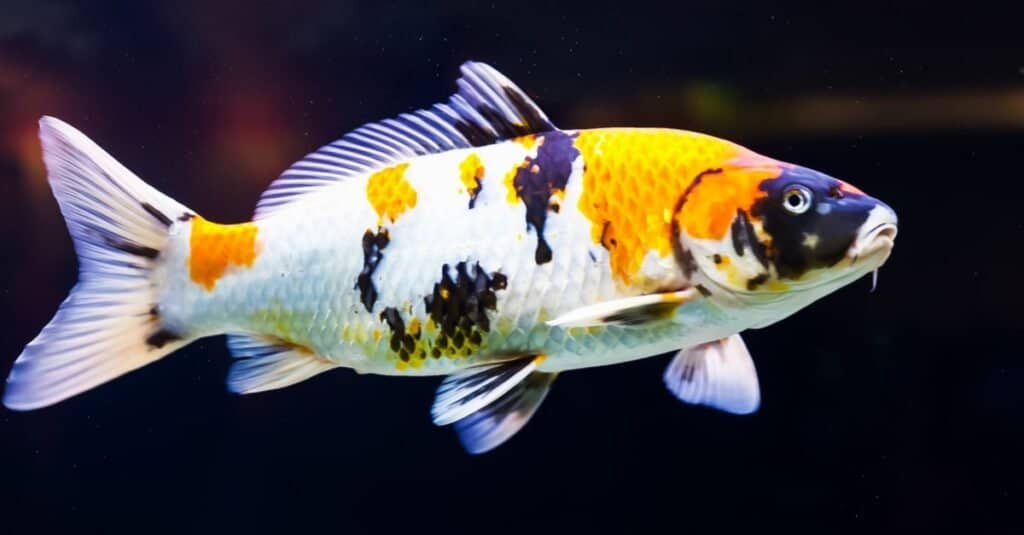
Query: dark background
[{"left": 2, "top": 1, "right": 1023, "bottom": 533}]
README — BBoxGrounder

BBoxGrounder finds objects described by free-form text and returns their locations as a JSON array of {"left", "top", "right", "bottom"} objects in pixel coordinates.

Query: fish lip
[{"left": 848, "top": 222, "right": 898, "bottom": 262}]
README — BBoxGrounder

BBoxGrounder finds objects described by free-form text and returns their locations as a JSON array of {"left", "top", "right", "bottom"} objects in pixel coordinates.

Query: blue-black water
[{"left": 1, "top": 1, "right": 1022, "bottom": 533}]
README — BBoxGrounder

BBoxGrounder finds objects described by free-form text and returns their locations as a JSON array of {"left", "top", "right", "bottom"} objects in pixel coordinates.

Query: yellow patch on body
[
  {"left": 512, "top": 134, "right": 538, "bottom": 149},
  {"left": 188, "top": 216, "right": 259, "bottom": 291},
  {"left": 503, "top": 163, "right": 522, "bottom": 204},
  {"left": 458, "top": 153, "right": 485, "bottom": 196},
  {"left": 366, "top": 162, "right": 416, "bottom": 224}
]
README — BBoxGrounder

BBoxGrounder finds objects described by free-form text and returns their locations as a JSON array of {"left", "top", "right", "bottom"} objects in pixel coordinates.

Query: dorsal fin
[{"left": 254, "top": 61, "right": 557, "bottom": 218}]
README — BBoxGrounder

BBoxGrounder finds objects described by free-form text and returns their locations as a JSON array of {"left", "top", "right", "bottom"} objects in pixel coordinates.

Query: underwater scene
[{"left": 0, "top": 1, "right": 1022, "bottom": 533}]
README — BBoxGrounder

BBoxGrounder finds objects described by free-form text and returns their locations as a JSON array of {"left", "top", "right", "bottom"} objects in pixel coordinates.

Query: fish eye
[{"left": 782, "top": 185, "right": 813, "bottom": 215}]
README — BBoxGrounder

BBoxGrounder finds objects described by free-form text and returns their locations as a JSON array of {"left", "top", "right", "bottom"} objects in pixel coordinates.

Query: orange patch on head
[
  {"left": 189, "top": 216, "right": 260, "bottom": 291},
  {"left": 677, "top": 166, "right": 778, "bottom": 240},
  {"left": 574, "top": 128, "right": 745, "bottom": 285},
  {"left": 366, "top": 163, "right": 416, "bottom": 224}
]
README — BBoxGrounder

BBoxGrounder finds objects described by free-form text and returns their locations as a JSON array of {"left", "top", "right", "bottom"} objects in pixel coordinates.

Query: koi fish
[{"left": 3, "top": 61, "right": 897, "bottom": 454}]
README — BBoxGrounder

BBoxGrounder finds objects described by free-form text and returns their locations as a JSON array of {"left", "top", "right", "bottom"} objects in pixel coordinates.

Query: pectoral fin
[
  {"left": 663, "top": 334, "right": 760, "bottom": 415},
  {"left": 545, "top": 289, "right": 698, "bottom": 329}
]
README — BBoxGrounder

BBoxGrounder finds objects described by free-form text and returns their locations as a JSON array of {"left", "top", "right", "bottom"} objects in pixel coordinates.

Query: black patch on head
[
  {"left": 752, "top": 166, "right": 875, "bottom": 280},
  {"left": 178, "top": 212, "right": 195, "bottom": 222},
  {"left": 730, "top": 209, "right": 769, "bottom": 268},
  {"left": 424, "top": 262, "right": 508, "bottom": 353},
  {"left": 355, "top": 228, "right": 390, "bottom": 312},
  {"left": 103, "top": 235, "right": 159, "bottom": 259},
  {"left": 141, "top": 203, "right": 172, "bottom": 227},
  {"left": 146, "top": 329, "right": 180, "bottom": 349},
  {"left": 509, "top": 130, "right": 580, "bottom": 264},
  {"left": 696, "top": 284, "right": 712, "bottom": 297},
  {"left": 670, "top": 168, "right": 723, "bottom": 277}
]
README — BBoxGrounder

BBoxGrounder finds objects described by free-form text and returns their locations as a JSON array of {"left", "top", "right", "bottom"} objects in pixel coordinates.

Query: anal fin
[
  {"left": 226, "top": 334, "right": 338, "bottom": 394},
  {"left": 663, "top": 334, "right": 760, "bottom": 415}
]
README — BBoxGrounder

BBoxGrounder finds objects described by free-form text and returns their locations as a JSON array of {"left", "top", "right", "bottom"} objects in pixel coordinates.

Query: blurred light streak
[{"left": 570, "top": 86, "right": 1024, "bottom": 137}]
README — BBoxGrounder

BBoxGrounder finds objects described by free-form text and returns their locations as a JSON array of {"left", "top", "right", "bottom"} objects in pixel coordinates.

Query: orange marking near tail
[
  {"left": 188, "top": 216, "right": 260, "bottom": 291},
  {"left": 366, "top": 162, "right": 416, "bottom": 224}
]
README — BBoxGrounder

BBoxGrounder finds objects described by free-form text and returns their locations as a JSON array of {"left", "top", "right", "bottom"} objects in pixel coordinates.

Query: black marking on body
[
  {"left": 730, "top": 209, "right": 769, "bottom": 267},
  {"left": 467, "top": 180, "right": 482, "bottom": 209},
  {"left": 751, "top": 166, "right": 873, "bottom": 280},
  {"left": 696, "top": 284, "right": 712, "bottom": 297},
  {"left": 464, "top": 162, "right": 484, "bottom": 209},
  {"left": 146, "top": 329, "right": 180, "bottom": 349},
  {"left": 509, "top": 130, "right": 580, "bottom": 264},
  {"left": 380, "top": 307, "right": 419, "bottom": 362},
  {"left": 141, "top": 202, "right": 172, "bottom": 227},
  {"left": 424, "top": 261, "right": 508, "bottom": 354},
  {"left": 746, "top": 273, "right": 770, "bottom": 291},
  {"left": 670, "top": 168, "right": 723, "bottom": 277},
  {"left": 356, "top": 227, "right": 390, "bottom": 312}
]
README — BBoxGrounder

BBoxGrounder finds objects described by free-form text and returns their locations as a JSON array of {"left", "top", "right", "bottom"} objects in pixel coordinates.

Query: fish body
[
  {"left": 163, "top": 128, "right": 753, "bottom": 376},
  {"left": 4, "top": 62, "right": 898, "bottom": 454}
]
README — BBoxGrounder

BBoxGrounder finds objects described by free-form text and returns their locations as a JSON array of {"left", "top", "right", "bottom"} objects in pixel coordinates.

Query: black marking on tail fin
[
  {"left": 141, "top": 202, "right": 172, "bottom": 227},
  {"left": 102, "top": 236, "right": 159, "bottom": 259}
]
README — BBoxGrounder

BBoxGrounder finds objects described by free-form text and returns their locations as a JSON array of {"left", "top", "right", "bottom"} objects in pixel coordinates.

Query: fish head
[{"left": 676, "top": 156, "right": 897, "bottom": 309}]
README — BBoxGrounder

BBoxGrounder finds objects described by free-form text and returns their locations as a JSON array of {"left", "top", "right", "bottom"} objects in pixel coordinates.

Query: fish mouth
[
  {"left": 850, "top": 223, "right": 898, "bottom": 260},
  {"left": 848, "top": 205, "right": 898, "bottom": 264}
]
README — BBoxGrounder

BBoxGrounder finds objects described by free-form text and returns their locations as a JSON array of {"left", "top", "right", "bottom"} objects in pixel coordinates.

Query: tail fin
[{"left": 3, "top": 117, "right": 196, "bottom": 411}]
